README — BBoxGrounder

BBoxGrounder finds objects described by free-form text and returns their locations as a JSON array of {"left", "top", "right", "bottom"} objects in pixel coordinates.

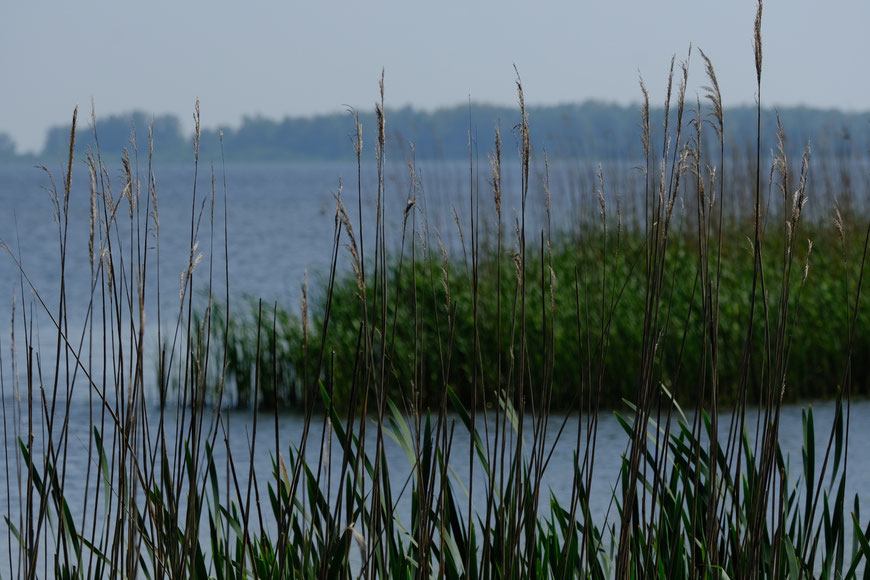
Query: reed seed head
[
  {"left": 639, "top": 74, "right": 650, "bottom": 158},
  {"left": 87, "top": 153, "right": 97, "bottom": 269},
  {"left": 490, "top": 125, "right": 502, "bottom": 218},
  {"left": 699, "top": 48, "right": 724, "bottom": 138},
  {"left": 754, "top": 0, "right": 764, "bottom": 85},
  {"left": 335, "top": 194, "right": 364, "bottom": 297}
]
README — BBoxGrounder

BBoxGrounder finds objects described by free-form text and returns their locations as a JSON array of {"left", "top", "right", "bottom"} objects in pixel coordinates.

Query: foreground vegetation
[{"left": 3, "top": 3, "right": 870, "bottom": 577}]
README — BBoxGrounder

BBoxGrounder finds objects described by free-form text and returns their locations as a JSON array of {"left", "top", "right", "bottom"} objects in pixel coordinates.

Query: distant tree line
[{"left": 1, "top": 102, "right": 868, "bottom": 164}]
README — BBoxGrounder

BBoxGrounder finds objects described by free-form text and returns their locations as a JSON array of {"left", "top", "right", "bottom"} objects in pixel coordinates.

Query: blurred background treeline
[{"left": 1, "top": 101, "right": 867, "bottom": 163}]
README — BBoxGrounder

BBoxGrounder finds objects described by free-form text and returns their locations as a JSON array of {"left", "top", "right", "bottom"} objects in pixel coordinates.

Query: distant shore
[{"left": 2, "top": 102, "right": 868, "bottom": 165}]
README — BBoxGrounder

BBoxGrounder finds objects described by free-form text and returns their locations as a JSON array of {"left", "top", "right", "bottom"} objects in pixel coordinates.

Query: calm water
[
  {"left": 0, "top": 159, "right": 550, "bottom": 328},
  {"left": 1, "top": 157, "right": 866, "bottom": 340},
  {"left": 0, "top": 158, "right": 625, "bottom": 402},
  {"left": 1, "top": 159, "right": 869, "bottom": 574},
  {"left": 1, "top": 397, "right": 868, "bottom": 576}
]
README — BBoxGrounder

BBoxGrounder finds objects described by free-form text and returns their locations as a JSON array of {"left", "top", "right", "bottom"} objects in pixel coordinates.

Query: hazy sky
[{"left": 3, "top": 0, "right": 869, "bottom": 153}]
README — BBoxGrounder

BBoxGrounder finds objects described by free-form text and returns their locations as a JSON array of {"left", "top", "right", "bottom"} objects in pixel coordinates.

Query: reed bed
[{"left": 3, "top": 2, "right": 870, "bottom": 577}]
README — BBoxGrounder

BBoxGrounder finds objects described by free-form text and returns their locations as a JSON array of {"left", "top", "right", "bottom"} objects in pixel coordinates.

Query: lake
[
  {"left": 1, "top": 158, "right": 869, "bottom": 575},
  {"left": 1, "top": 395, "right": 867, "bottom": 576}
]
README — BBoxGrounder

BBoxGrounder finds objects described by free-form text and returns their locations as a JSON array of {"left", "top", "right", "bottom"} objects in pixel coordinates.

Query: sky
[{"left": 3, "top": 0, "right": 869, "bottom": 154}]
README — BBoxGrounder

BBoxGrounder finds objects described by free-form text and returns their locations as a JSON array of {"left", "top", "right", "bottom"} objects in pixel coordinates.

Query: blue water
[{"left": 1, "top": 158, "right": 869, "bottom": 575}]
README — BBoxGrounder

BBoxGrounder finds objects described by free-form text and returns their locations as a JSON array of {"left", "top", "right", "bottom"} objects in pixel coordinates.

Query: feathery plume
[
  {"left": 490, "top": 125, "right": 502, "bottom": 218},
  {"left": 335, "top": 192, "right": 364, "bottom": 297},
  {"left": 639, "top": 75, "right": 650, "bottom": 158},
  {"left": 699, "top": 48, "right": 724, "bottom": 139},
  {"left": 754, "top": 0, "right": 764, "bottom": 86}
]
